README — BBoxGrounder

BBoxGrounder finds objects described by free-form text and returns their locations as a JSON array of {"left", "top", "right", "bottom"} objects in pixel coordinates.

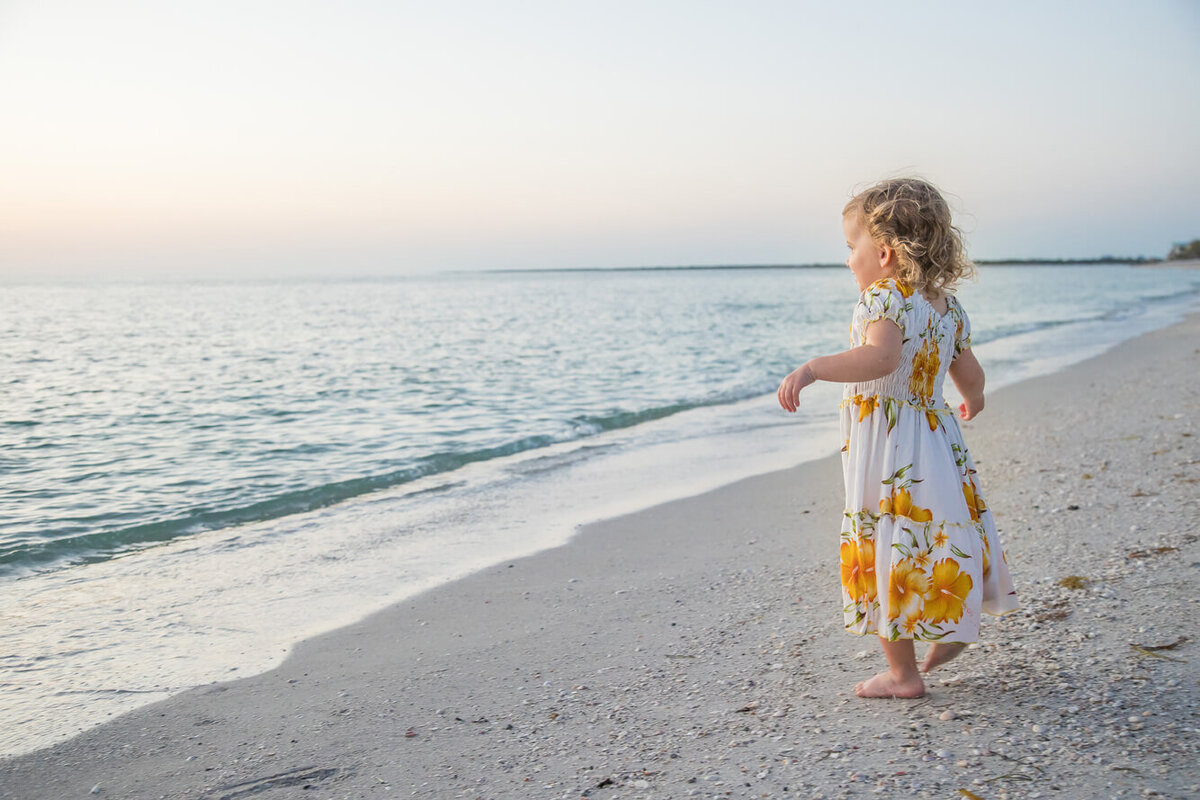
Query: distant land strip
[
  {"left": 483, "top": 264, "right": 839, "bottom": 274},
  {"left": 481, "top": 257, "right": 1159, "bottom": 274},
  {"left": 975, "top": 256, "right": 1161, "bottom": 266}
]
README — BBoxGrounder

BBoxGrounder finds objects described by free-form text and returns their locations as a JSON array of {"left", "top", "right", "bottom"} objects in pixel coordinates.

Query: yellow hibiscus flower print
[
  {"left": 924, "top": 558, "right": 973, "bottom": 624},
  {"left": 962, "top": 480, "right": 986, "bottom": 521},
  {"left": 851, "top": 393, "right": 878, "bottom": 421},
  {"left": 925, "top": 411, "right": 940, "bottom": 432},
  {"left": 887, "top": 557, "right": 929, "bottom": 622},
  {"left": 932, "top": 527, "right": 949, "bottom": 549},
  {"left": 879, "top": 486, "right": 934, "bottom": 523},
  {"left": 840, "top": 537, "right": 877, "bottom": 602},
  {"left": 867, "top": 277, "right": 913, "bottom": 299},
  {"left": 908, "top": 336, "right": 940, "bottom": 404}
]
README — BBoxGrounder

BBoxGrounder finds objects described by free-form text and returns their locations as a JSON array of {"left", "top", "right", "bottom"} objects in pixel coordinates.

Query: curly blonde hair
[{"left": 843, "top": 178, "right": 973, "bottom": 295}]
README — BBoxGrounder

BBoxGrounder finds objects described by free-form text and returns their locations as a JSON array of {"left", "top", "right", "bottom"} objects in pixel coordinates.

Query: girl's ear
[{"left": 878, "top": 244, "right": 896, "bottom": 270}]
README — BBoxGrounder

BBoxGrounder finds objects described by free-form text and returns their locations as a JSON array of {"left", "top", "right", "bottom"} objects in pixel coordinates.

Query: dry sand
[{"left": 3, "top": 315, "right": 1199, "bottom": 800}]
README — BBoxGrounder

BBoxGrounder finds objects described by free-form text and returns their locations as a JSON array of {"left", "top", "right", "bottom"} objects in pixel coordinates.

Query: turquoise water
[
  {"left": 2, "top": 265, "right": 1198, "bottom": 579},
  {"left": 1, "top": 263, "right": 1199, "bottom": 757}
]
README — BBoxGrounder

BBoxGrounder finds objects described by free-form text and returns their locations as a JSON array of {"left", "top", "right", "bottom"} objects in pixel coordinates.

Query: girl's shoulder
[
  {"left": 945, "top": 292, "right": 969, "bottom": 317},
  {"left": 862, "top": 276, "right": 915, "bottom": 300},
  {"left": 858, "top": 278, "right": 916, "bottom": 311},
  {"left": 857, "top": 277, "right": 915, "bottom": 329}
]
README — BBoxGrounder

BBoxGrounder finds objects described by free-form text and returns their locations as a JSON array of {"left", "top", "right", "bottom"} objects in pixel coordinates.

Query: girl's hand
[
  {"left": 958, "top": 393, "right": 984, "bottom": 421},
  {"left": 949, "top": 349, "right": 985, "bottom": 421},
  {"left": 777, "top": 363, "right": 816, "bottom": 413}
]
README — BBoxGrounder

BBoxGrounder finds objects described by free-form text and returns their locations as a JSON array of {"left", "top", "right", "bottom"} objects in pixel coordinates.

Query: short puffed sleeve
[
  {"left": 854, "top": 278, "right": 910, "bottom": 341},
  {"left": 950, "top": 297, "right": 972, "bottom": 356}
]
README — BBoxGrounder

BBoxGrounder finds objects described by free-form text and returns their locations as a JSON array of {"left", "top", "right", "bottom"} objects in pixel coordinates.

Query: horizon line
[{"left": 468, "top": 256, "right": 1161, "bottom": 275}]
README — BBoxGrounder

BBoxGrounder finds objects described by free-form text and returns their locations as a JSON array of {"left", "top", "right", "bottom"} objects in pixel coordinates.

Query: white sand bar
[{"left": 3, "top": 315, "right": 1199, "bottom": 799}]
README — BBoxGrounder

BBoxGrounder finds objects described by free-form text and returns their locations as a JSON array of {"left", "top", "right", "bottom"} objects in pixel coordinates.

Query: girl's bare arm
[
  {"left": 777, "top": 321, "right": 902, "bottom": 413},
  {"left": 948, "top": 348, "right": 985, "bottom": 420}
]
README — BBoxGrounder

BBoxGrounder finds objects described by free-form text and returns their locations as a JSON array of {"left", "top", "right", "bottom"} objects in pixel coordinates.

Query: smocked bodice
[{"left": 843, "top": 278, "right": 970, "bottom": 413}]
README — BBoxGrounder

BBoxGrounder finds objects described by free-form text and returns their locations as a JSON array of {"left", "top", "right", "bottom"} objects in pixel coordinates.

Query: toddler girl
[{"left": 778, "top": 178, "right": 1019, "bottom": 698}]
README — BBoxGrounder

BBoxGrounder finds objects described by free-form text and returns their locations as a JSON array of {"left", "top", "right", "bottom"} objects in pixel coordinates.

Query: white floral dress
[{"left": 839, "top": 277, "right": 1019, "bottom": 642}]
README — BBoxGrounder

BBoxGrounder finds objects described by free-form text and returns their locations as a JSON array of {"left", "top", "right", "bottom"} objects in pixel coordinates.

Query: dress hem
[
  {"left": 843, "top": 626, "right": 980, "bottom": 644},
  {"left": 843, "top": 603, "right": 1021, "bottom": 642}
]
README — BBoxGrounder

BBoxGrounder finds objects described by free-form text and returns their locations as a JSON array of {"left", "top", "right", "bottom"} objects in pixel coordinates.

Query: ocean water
[{"left": 2, "top": 264, "right": 1199, "bottom": 755}]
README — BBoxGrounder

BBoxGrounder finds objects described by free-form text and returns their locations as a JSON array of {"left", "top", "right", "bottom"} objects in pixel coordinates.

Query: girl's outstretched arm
[
  {"left": 777, "top": 320, "right": 902, "bottom": 413},
  {"left": 948, "top": 348, "right": 985, "bottom": 420}
]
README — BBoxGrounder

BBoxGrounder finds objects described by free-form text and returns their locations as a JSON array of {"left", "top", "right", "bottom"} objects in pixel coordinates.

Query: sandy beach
[{"left": 3, "top": 313, "right": 1199, "bottom": 800}]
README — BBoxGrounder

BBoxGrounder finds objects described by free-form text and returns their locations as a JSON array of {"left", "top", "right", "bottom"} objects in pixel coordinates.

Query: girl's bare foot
[
  {"left": 854, "top": 669, "right": 926, "bottom": 698},
  {"left": 920, "top": 642, "right": 967, "bottom": 673}
]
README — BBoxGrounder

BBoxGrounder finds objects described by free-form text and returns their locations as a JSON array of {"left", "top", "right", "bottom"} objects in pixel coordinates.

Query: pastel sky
[{"left": 1, "top": 1, "right": 1198, "bottom": 278}]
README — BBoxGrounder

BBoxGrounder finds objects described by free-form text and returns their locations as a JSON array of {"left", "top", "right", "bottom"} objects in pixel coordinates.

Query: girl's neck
[{"left": 920, "top": 286, "right": 948, "bottom": 315}]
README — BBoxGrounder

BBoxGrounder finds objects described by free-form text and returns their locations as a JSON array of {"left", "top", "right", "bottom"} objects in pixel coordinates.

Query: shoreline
[
  {"left": 4, "top": 315, "right": 1200, "bottom": 799},
  {"left": 2, "top": 267, "right": 1197, "bottom": 756}
]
